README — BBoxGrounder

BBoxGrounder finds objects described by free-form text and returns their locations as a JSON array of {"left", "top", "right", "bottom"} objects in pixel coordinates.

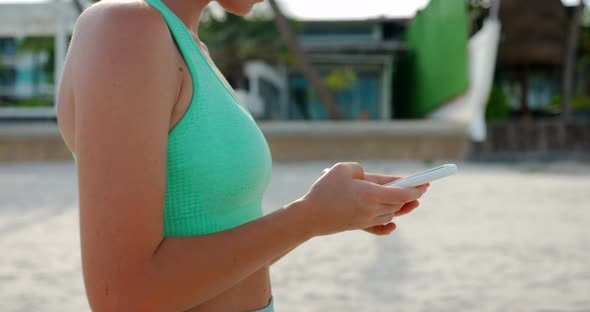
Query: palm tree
[
  {"left": 199, "top": 12, "right": 286, "bottom": 90},
  {"left": 267, "top": 0, "right": 342, "bottom": 119}
]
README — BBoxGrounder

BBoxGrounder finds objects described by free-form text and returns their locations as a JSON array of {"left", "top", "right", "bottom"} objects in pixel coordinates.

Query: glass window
[
  {"left": 0, "top": 68, "right": 17, "bottom": 87},
  {"left": 500, "top": 70, "right": 560, "bottom": 111},
  {"left": 258, "top": 79, "right": 282, "bottom": 120},
  {"left": 0, "top": 36, "right": 54, "bottom": 108},
  {"left": 289, "top": 67, "right": 380, "bottom": 120},
  {"left": 0, "top": 38, "right": 18, "bottom": 55}
]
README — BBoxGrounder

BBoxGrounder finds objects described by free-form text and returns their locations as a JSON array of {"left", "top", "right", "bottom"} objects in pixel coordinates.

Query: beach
[{"left": 1, "top": 160, "right": 589, "bottom": 311}]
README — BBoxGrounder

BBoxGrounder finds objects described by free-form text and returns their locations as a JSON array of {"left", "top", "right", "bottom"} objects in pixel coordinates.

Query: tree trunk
[
  {"left": 562, "top": 2, "right": 584, "bottom": 120},
  {"left": 267, "top": 0, "right": 342, "bottom": 120}
]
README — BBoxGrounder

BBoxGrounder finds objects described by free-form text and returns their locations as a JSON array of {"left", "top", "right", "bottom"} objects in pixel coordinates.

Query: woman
[{"left": 56, "top": 0, "right": 429, "bottom": 310}]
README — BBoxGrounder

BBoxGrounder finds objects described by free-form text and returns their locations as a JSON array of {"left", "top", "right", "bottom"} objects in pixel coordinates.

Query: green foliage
[
  {"left": 19, "top": 36, "right": 54, "bottom": 52},
  {"left": 12, "top": 97, "right": 53, "bottom": 108},
  {"left": 199, "top": 10, "right": 294, "bottom": 73},
  {"left": 18, "top": 36, "right": 55, "bottom": 83},
  {"left": 485, "top": 84, "right": 511, "bottom": 120},
  {"left": 550, "top": 94, "right": 590, "bottom": 110},
  {"left": 323, "top": 67, "right": 357, "bottom": 92},
  {"left": 571, "top": 96, "right": 590, "bottom": 110}
]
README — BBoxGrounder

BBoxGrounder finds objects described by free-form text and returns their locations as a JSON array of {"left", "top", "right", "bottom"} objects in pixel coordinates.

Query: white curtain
[{"left": 428, "top": 19, "right": 501, "bottom": 142}]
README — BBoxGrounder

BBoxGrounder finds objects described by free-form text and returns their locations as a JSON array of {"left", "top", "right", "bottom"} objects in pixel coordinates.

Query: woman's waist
[{"left": 186, "top": 266, "right": 272, "bottom": 312}]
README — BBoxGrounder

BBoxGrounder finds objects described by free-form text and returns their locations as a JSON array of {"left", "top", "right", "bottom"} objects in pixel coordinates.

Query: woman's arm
[
  {"left": 69, "top": 4, "right": 427, "bottom": 311},
  {"left": 150, "top": 201, "right": 311, "bottom": 310},
  {"left": 70, "top": 7, "right": 316, "bottom": 310}
]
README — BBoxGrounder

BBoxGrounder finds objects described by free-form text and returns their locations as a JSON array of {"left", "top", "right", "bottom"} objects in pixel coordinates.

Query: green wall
[{"left": 395, "top": 0, "right": 469, "bottom": 118}]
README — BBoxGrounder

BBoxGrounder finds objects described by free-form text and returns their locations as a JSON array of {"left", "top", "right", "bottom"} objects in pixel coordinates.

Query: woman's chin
[
  {"left": 226, "top": 6, "right": 254, "bottom": 16},
  {"left": 219, "top": 0, "right": 263, "bottom": 16}
]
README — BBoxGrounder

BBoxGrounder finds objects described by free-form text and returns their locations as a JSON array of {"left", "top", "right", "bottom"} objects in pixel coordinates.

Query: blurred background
[{"left": 0, "top": 0, "right": 589, "bottom": 311}]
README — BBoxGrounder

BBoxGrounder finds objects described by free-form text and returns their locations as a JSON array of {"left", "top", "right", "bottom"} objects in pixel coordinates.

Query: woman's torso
[{"left": 58, "top": 0, "right": 273, "bottom": 310}]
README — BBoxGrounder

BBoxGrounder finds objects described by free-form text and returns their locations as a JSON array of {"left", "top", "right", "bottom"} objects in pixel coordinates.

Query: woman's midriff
[{"left": 187, "top": 266, "right": 271, "bottom": 312}]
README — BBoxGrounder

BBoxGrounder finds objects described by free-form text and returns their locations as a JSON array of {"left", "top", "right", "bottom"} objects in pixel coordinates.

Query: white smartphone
[{"left": 385, "top": 164, "right": 458, "bottom": 188}]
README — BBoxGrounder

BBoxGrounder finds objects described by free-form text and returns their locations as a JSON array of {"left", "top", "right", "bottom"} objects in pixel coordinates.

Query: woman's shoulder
[
  {"left": 73, "top": 0, "right": 170, "bottom": 50},
  {"left": 64, "top": 0, "right": 181, "bottom": 124},
  {"left": 66, "top": 0, "right": 179, "bottom": 85}
]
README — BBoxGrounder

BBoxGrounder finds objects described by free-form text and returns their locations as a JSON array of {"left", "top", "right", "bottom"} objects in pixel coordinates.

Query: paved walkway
[{"left": 1, "top": 161, "right": 589, "bottom": 311}]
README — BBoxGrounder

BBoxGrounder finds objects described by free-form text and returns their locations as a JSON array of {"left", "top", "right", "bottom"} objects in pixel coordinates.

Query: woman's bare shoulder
[
  {"left": 76, "top": 0, "right": 165, "bottom": 35},
  {"left": 66, "top": 0, "right": 179, "bottom": 103},
  {"left": 69, "top": 0, "right": 173, "bottom": 66},
  {"left": 63, "top": 0, "right": 181, "bottom": 147}
]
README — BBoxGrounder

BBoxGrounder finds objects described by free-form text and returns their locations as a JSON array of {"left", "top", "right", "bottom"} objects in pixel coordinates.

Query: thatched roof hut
[{"left": 498, "top": 0, "right": 569, "bottom": 67}]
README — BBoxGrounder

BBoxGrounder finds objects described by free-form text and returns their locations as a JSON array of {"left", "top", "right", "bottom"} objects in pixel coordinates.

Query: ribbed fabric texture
[
  {"left": 146, "top": 0, "right": 272, "bottom": 237},
  {"left": 74, "top": 0, "right": 273, "bottom": 237}
]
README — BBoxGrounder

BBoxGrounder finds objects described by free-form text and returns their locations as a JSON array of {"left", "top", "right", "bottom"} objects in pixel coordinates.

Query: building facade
[
  {"left": 0, "top": 37, "right": 53, "bottom": 107},
  {"left": 240, "top": 19, "right": 407, "bottom": 121}
]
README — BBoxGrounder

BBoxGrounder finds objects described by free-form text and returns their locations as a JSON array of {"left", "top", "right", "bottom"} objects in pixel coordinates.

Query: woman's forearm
[
  {"left": 270, "top": 245, "right": 298, "bottom": 266},
  {"left": 143, "top": 200, "right": 312, "bottom": 311}
]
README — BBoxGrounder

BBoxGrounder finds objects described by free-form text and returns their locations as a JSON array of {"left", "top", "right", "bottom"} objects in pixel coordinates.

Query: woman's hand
[
  {"left": 361, "top": 173, "right": 429, "bottom": 235},
  {"left": 297, "top": 163, "right": 428, "bottom": 237}
]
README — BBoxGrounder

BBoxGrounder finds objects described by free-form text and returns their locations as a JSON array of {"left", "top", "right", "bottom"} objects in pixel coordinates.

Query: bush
[
  {"left": 12, "top": 97, "right": 53, "bottom": 108},
  {"left": 551, "top": 94, "right": 590, "bottom": 110},
  {"left": 485, "top": 84, "right": 511, "bottom": 120}
]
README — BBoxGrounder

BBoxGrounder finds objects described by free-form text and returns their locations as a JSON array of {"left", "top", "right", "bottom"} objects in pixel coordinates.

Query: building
[
  {"left": 240, "top": 18, "right": 408, "bottom": 122},
  {"left": 0, "top": 0, "right": 470, "bottom": 161},
  {"left": 0, "top": 37, "right": 54, "bottom": 106},
  {"left": 496, "top": 0, "right": 569, "bottom": 115}
]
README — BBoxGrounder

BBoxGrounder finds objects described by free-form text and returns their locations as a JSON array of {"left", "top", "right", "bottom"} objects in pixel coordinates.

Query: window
[
  {"left": 289, "top": 67, "right": 380, "bottom": 120},
  {"left": 0, "top": 38, "right": 17, "bottom": 55},
  {"left": 0, "top": 68, "right": 17, "bottom": 87},
  {"left": 258, "top": 79, "right": 282, "bottom": 120}
]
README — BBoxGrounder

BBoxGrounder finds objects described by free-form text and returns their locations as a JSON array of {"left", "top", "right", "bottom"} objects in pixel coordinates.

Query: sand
[{"left": 1, "top": 160, "right": 589, "bottom": 311}]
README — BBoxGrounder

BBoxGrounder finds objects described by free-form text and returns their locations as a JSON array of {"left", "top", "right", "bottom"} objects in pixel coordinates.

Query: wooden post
[{"left": 562, "top": 2, "right": 584, "bottom": 120}]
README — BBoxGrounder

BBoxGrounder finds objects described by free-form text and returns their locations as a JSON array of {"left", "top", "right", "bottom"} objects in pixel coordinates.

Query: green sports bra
[{"left": 73, "top": 0, "right": 273, "bottom": 237}]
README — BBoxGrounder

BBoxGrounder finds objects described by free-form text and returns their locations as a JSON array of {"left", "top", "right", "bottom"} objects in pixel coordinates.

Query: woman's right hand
[{"left": 297, "top": 162, "right": 428, "bottom": 237}]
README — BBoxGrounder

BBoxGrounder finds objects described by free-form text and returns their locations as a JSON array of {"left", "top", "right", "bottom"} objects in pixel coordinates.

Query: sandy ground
[{"left": 1, "top": 160, "right": 589, "bottom": 312}]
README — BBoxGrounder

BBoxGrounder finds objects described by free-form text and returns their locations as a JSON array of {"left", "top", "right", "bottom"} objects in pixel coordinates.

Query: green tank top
[{"left": 73, "top": 0, "right": 273, "bottom": 237}]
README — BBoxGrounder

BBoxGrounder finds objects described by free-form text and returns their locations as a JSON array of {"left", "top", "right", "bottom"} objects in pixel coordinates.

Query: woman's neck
[{"left": 159, "top": 0, "right": 210, "bottom": 35}]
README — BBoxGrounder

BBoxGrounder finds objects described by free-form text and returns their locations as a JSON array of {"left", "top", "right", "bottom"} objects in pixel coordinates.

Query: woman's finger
[
  {"left": 394, "top": 200, "right": 420, "bottom": 217},
  {"left": 374, "top": 212, "right": 396, "bottom": 225},
  {"left": 363, "top": 223, "right": 396, "bottom": 235},
  {"left": 374, "top": 200, "right": 420, "bottom": 219},
  {"left": 403, "top": 200, "right": 420, "bottom": 210},
  {"left": 375, "top": 203, "right": 403, "bottom": 215},
  {"left": 363, "top": 173, "right": 402, "bottom": 185},
  {"left": 358, "top": 180, "right": 427, "bottom": 204}
]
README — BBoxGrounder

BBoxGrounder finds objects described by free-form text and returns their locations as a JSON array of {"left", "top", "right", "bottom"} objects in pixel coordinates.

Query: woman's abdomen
[{"left": 186, "top": 266, "right": 271, "bottom": 312}]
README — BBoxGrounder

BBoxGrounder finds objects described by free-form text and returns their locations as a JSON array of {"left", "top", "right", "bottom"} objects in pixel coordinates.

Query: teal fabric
[
  {"left": 146, "top": 0, "right": 272, "bottom": 236},
  {"left": 73, "top": 0, "right": 273, "bottom": 237}
]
